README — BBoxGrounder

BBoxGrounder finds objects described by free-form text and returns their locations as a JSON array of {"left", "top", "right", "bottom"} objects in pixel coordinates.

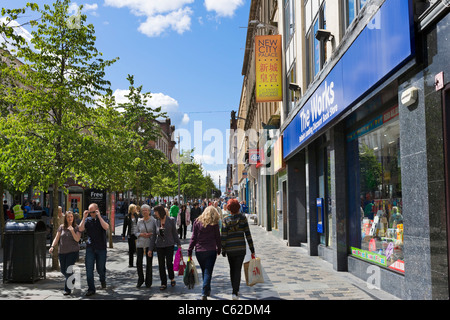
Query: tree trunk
[{"left": 51, "top": 181, "right": 60, "bottom": 271}]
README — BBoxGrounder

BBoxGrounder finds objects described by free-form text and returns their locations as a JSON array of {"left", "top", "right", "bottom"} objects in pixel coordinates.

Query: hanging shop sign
[
  {"left": 255, "top": 35, "right": 283, "bottom": 103},
  {"left": 282, "top": 0, "right": 414, "bottom": 159}
]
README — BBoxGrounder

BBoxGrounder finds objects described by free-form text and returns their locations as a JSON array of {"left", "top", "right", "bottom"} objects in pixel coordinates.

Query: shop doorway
[{"left": 443, "top": 84, "right": 450, "bottom": 297}]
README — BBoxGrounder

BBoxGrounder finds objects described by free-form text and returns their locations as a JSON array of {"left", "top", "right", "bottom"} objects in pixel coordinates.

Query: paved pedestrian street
[{"left": 0, "top": 215, "right": 399, "bottom": 304}]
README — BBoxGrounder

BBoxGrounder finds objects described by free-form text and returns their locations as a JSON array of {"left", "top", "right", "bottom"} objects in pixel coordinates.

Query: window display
[{"left": 347, "top": 105, "right": 404, "bottom": 273}]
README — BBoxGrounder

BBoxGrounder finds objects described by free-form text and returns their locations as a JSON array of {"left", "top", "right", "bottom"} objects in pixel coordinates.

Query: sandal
[
  {"left": 171, "top": 280, "right": 176, "bottom": 287},
  {"left": 160, "top": 285, "right": 167, "bottom": 291}
]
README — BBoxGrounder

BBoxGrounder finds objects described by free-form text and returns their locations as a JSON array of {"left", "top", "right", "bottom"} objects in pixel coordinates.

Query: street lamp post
[{"left": 177, "top": 133, "right": 181, "bottom": 204}]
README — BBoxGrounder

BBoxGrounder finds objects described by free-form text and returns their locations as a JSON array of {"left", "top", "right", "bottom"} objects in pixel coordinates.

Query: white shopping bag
[{"left": 247, "top": 257, "right": 264, "bottom": 286}]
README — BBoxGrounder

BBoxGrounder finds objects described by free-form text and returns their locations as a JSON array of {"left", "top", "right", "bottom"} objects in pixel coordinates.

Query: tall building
[
  {"left": 282, "top": 0, "right": 450, "bottom": 300},
  {"left": 239, "top": 0, "right": 450, "bottom": 299},
  {"left": 149, "top": 118, "right": 176, "bottom": 163},
  {"left": 237, "top": 0, "right": 282, "bottom": 231}
]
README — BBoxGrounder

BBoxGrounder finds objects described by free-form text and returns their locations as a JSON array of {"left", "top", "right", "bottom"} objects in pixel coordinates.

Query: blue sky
[{"left": 1, "top": 0, "right": 251, "bottom": 192}]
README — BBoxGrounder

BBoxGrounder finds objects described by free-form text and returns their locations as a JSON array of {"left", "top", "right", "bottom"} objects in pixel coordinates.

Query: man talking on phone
[{"left": 79, "top": 203, "right": 109, "bottom": 296}]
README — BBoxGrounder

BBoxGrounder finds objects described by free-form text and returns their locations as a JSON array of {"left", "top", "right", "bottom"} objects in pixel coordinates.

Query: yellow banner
[{"left": 255, "top": 35, "right": 283, "bottom": 103}]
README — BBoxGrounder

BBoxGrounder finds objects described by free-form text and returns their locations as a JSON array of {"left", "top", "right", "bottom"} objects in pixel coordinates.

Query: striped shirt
[{"left": 221, "top": 213, "right": 254, "bottom": 256}]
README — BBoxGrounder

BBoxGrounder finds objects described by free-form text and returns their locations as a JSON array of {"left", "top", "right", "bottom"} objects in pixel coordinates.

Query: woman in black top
[{"left": 122, "top": 204, "right": 139, "bottom": 267}]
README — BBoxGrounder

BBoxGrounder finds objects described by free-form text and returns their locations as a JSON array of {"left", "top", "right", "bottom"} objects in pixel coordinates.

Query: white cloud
[
  {"left": 112, "top": 89, "right": 179, "bottom": 114},
  {"left": 69, "top": 2, "right": 99, "bottom": 16},
  {"left": 104, "top": 0, "right": 194, "bottom": 37},
  {"left": 112, "top": 89, "right": 191, "bottom": 127},
  {"left": 104, "top": 0, "right": 244, "bottom": 36},
  {"left": 137, "top": 7, "right": 193, "bottom": 37},
  {"left": 204, "top": 0, "right": 244, "bottom": 17},
  {"left": 0, "top": 18, "right": 33, "bottom": 50},
  {"left": 194, "top": 154, "right": 216, "bottom": 165},
  {"left": 205, "top": 168, "right": 227, "bottom": 191}
]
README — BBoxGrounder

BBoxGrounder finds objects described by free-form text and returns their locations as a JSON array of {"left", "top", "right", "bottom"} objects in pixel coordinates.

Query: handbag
[
  {"left": 178, "top": 252, "right": 186, "bottom": 276},
  {"left": 247, "top": 257, "right": 264, "bottom": 286}
]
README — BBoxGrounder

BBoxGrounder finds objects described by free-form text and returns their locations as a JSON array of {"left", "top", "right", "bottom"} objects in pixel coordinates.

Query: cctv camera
[
  {"left": 289, "top": 83, "right": 301, "bottom": 92},
  {"left": 315, "top": 29, "right": 334, "bottom": 42}
]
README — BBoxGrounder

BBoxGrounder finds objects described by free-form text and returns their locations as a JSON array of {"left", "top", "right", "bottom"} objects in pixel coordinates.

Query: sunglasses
[{"left": 89, "top": 211, "right": 97, "bottom": 214}]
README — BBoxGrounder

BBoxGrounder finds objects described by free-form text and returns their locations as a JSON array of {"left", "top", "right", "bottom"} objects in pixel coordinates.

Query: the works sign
[{"left": 283, "top": 0, "right": 415, "bottom": 159}]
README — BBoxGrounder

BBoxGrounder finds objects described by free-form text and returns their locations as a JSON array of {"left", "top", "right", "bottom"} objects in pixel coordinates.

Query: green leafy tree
[
  {"left": 0, "top": 0, "right": 118, "bottom": 268},
  {"left": 0, "top": 2, "right": 40, "bottom": 246},
  {"left": 117, "top": 75, "right": 168, "bottom": 203}
]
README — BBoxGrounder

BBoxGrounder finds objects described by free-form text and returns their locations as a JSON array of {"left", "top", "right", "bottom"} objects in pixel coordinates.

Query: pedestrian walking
[
  {"left": 169, "top": 201, "right": 179, "bottom": 218},
  {"left": 190, "top": 202, "right": 201, "bottom": 231},
  {"left": 148, "top": 205, "right": 181, "bottom": 291},
  {"left": 221, "top": 199, "right": 255, "bottom": 300},
  {"left": 177, "top": 204, "right": 190, "bottom": 240},
  {"left": 213, "top": 201, "right": 223, "bottom": 231},
  {"left": 188, "top": 206, "right": 221, "bottom": 300},
  {"left": 49, "top": 211, "right": 81, "bottom": 295},
  {"left": 222, "top": 203, "right": 230, "bottom": 219},
  {"left": 78, "top": 203, "right": 109, "bottom": 297},
  {"left": 135, "top": 204, "right": 154, "bottom": 288},
  {"left": 122, "top": 203, "right": 139, "bottom": 267}
]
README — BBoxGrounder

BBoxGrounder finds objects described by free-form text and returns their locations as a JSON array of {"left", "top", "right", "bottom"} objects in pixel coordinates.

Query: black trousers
[
  {"left": 227, "top": 253, "right": 245, "bottom": 295},
  {"left": 136, "top": 247, "right": 153, "bottom": 286},
  {"left": 178, "top": 223, "right": 187, "bottom": 239},
  {"left": 156, "top": 246, "right": 175, "bottom": 286},
  {"left": 127, "top": 235, "right": 137, "bottom": 266}
]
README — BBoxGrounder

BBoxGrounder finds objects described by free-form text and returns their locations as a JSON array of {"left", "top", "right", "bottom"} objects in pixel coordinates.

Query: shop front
[{"left": 281, "top": 0, "right": 450, "bottom": 299}]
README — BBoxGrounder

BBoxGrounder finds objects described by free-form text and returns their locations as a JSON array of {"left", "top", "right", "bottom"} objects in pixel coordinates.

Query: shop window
[{"left": 347, "top": 105, "right": 404, "bottom": 274}]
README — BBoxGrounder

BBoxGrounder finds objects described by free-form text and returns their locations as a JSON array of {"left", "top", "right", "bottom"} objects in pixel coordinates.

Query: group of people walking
[{"left": 49, "top": 198, "right": 255, "bottom": 300}]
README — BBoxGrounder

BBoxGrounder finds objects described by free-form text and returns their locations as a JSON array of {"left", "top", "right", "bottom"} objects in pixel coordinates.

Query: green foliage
[{"left": 0, "top": 0, "right": 118, "bottom": 194}]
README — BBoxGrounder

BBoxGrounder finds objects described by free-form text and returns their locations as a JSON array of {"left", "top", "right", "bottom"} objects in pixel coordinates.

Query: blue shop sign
[{"left": 283, "top": 0, "right": 414, "bottom": 159}]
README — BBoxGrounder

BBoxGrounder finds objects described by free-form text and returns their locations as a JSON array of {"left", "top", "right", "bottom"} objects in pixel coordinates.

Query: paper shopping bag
[
  {"left": 244, "top": 261, "right": 250, "bottom": 286},
  {"left": 247, "top": 257, "right": 264, "bottom": 286}
]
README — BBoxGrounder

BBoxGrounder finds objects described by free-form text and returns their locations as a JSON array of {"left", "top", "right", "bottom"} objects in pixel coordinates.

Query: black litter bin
[{"left": 3, "top": 220, "right": 47, "bottom": 283}]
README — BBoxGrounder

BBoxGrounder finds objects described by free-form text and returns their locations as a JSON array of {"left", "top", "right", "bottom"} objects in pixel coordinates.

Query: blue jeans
[
  {"left": 85, "top": 247, "right": 107, "bottom": 292},
  {"left": 195, "top": 250, "right": 217, "bottom": 296},
  {"left": 59, "top": 251, "right": 79, "bottom": 293}
]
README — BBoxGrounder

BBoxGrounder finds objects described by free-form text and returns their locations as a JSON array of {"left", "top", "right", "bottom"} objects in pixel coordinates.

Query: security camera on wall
[{"left": 289, "top": 83, "right": 301, "bottom": 92}]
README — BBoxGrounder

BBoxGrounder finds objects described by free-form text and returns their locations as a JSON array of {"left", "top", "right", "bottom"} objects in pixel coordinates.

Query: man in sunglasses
[{"left": 79, "top": 203, "right": 109, "bottom": 296}]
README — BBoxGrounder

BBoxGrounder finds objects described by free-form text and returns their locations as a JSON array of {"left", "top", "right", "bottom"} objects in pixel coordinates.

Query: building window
[
  {"left": 284, "top": 0, "right": 295, "bottom": 48},
  {"left": 344, "top": 0, "right": 368, "bottom": 29},
  {"left": 285, "top": 63, "right": 297, "bottom": 114},
  {"left": 347, "top": 105, "right": 404, "bottom": 274},
  {"left": 305, "top": 0, "right": 326, "bottom": 87}
]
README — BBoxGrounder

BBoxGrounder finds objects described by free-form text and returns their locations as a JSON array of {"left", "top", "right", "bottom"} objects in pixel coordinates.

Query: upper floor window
[
  {"left": 285, "top": 63, "right": 297, "bottom": 114},
  {"left": 284, "top": 0, "right": 295, "bottom": 48},
  {"left": 305, "top": 0, "right": 326, "bottom": 86},
  {"left": 344, "top": 0, "right": 368, "bottom": 29}
]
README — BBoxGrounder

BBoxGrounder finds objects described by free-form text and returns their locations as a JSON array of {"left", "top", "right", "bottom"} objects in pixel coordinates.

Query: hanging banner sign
[{"left": 255, "top": 35, "right": 283, "bottom": 103}]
